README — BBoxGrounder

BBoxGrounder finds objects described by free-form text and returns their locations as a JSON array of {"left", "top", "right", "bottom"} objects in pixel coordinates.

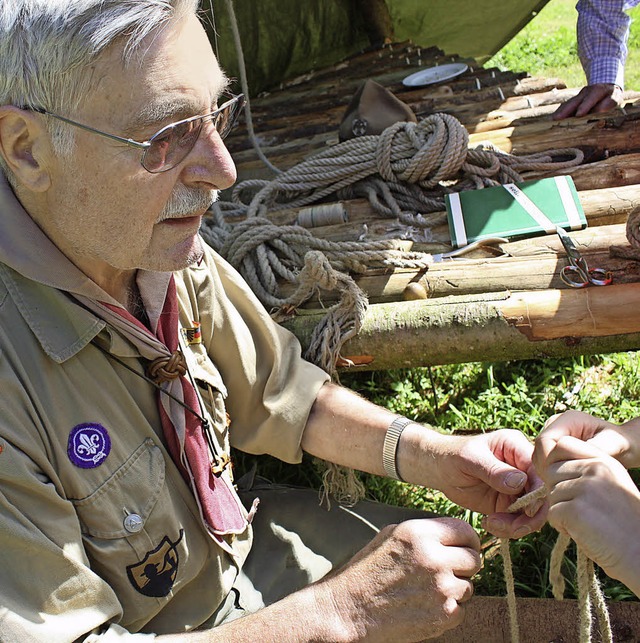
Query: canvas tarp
[{"left": 207, "top": 0, "right": 551, "bottom": 93}]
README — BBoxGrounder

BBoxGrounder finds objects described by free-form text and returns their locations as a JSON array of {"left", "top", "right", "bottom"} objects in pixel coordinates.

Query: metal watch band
[{"left": 382, "top": 416, "right": 413, "bottom": 481}]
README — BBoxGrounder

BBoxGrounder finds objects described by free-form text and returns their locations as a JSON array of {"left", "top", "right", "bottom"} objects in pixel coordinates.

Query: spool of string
[
  {"left": 296, "top": 203, "right": 348, "bottom": 228},
  {"left": 610, "top": 204, "right": 640, "bottom": 261}
]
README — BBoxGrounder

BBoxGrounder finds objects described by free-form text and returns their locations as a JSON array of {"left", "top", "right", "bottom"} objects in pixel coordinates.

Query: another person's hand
[
  {"left": 537, "top": 436, "right": 640, "bottom": 595},
  {"left": 316, "top": 517, "right": 481, "bottom": 641},
  {"left": 534, "top": 410, "right": 639, "bottom": 474},
  {"left": 553, "top": 83, "right": 623, "bottom": 120},
  {"left": 424, "top": 430, "right": 547, "bottom": 539}
]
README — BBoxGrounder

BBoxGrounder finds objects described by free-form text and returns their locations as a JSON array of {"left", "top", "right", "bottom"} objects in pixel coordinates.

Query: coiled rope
[
  {"left": 213, "top": 114, "right": 583, "bottom": 223},
  {"left": 501, "top": 486, "right": 612, "bottom": 643}
]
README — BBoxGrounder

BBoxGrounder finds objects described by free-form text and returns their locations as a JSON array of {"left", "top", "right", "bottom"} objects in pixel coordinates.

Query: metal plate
[{"left": 402, "top": 62, "right": 469, "bottom": 87}]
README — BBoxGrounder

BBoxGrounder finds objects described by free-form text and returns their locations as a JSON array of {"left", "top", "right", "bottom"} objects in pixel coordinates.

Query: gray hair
[{"left": 0, "top": 0, "right": 200, "bottom": 179}]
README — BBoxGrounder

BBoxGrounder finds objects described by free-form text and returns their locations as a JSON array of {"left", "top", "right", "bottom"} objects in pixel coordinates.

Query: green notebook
[{"left": 445, "top": 176, "right": 586, "bottom": 248}]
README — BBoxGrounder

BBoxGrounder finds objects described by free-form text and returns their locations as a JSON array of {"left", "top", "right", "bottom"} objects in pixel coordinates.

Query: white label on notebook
[
  {"left": 554, "top": 176, "right": 582, "bottom": 230},
  {"left": 502, "top": 184, "right": 557, "bottom": 233},
  {"left": 447, "top": 192, "right": 468, "bottom": 246}
]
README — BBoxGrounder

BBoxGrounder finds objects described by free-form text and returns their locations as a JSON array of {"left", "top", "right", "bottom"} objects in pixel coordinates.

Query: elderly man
[{"left": 0, "top": 2, "right": 544, "bottom": 641}]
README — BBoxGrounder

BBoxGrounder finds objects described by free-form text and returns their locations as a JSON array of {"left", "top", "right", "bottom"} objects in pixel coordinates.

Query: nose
[{"left": 179, "top": 124, "right": 237, "bottom": 191}]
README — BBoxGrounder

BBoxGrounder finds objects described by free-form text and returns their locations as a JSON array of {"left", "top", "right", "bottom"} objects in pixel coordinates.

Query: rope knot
[
  {"left": 299, "top": 250, "right": 338, "bottom": 291},
  {"left": 147, "top": 350, "right": 187, "bottom": 384}
]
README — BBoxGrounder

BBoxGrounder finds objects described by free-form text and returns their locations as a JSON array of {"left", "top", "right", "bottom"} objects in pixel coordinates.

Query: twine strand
[{"left": 500, "top": 486, "right": 612, "bottom": 643}]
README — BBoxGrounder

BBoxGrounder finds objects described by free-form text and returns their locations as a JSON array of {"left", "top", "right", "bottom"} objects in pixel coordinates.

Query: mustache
[{"left": 159, "top": 186, "right": 218, "bottom": 221}]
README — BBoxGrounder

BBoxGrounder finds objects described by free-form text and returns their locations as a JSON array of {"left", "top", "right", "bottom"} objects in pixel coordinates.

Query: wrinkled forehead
[{"left": 82, "top": 12, "right": 228, "bottom": 127}]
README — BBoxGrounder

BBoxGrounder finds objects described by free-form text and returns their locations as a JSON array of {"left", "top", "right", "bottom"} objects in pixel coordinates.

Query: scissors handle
[
  {"left": 560, "top": 265, "right": 613, "bottom": 288},
  {"left": 560, "top": 265, "right": 589, "bottom": 288},
  {"left": 586, "top": 268, "right": 613, "bottom": 287}
]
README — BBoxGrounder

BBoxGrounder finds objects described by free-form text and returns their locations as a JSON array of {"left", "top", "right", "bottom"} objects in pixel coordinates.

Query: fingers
[
  {"left": 552, "top": 84, "right": 621, "bottom": 120},
  {"left": 533, "top": 411, "right": 608, "bottom": 475},
  {"left": 574, "top": 85, "right": 614, "bottom": 117},
  {"left": 553, "top": 93, "right": 584, "bottom": 120},
  {"left": 481, "top": 500, "right": 548, "bottom": 539},
  {"left": 335, "top": 517, "right": 482, "bottom": 640},
  {"left": 546, "top": 434, "right": 605, "bottom": 465},
  {"left": 400, "top": 516, "right": 481, "bottom": 556}
]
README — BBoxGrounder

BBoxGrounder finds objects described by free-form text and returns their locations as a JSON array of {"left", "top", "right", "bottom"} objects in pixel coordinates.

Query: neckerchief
[{"left": 75, "top": 279, "right": 249, "bottom": 551}]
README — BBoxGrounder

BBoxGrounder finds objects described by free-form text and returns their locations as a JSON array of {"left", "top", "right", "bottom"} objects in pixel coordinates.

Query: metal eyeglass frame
[{"left": 27, "top": 93, "right": 245, "bottom": 173}]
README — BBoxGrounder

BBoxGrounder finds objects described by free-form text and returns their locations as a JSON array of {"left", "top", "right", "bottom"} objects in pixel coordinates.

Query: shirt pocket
[
  {"left": 70, "top": 438, "right": 200, "bottom": 621},
  {"left": 71, "top": 438, "right": 165, "bottom": 539}
]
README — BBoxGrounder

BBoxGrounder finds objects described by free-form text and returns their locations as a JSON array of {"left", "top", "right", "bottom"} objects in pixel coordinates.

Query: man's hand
[
  {"left": 421, "top": 430, "right": 547, "bottom": 539},
  {"left": 539, "top": 436, "right": 640, "bottom": 596},
  {"left": 553, "top": 83, "right": 623, "bottom": 120},
  {"left": 316, "top": 517, "right": 481, "bottom": 642},
  {"left": 534, "top": 410, "right": 639, "bottom": 474}
]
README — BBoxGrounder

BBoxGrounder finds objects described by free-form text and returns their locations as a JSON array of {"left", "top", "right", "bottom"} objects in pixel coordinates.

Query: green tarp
[{"left": 206, "top": 0, "right": 551, "bottom": 93}]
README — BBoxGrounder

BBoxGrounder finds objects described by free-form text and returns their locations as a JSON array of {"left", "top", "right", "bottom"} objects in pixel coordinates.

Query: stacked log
[{"left": 219, "top": 41, "right": 640, "bottom": 369}]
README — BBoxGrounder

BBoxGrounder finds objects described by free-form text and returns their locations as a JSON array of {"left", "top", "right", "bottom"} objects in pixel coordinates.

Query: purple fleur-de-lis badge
[{"left": 67, "top": 423, "right": 111, "bottom": 469}]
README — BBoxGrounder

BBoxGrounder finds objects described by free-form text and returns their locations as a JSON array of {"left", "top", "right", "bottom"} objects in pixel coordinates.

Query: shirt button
[{"left": 123, "top": 513, "right": 144, "bottom": 533}]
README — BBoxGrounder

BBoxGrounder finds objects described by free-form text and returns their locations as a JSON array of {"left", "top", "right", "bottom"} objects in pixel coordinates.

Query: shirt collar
[{"left": 0, "top": 173, "right": 172, "bottom": 360}]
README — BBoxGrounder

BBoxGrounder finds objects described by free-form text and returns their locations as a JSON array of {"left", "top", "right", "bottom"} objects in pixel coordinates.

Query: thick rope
[
  {"left": 501, "top": 486, "right": 612, "bottom": 643},
  {"left": 218, "top": 114, "right": 583, "bottom": 222}
]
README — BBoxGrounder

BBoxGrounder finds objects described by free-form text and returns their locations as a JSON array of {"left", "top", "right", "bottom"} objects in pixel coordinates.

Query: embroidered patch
[
  {"left": 126, "top": 530, "right": 184, "bottom": 597},
  {"left": 182, "top": 320, "right": 202, "bottom": 345},
  {"left": 67, "top": 423, "right": 111, "bottom": 469}
]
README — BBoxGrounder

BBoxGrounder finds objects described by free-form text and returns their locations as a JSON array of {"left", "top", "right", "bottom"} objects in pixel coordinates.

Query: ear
[{"left": 0, "top": 106, "right": 52, "bottom": 192}]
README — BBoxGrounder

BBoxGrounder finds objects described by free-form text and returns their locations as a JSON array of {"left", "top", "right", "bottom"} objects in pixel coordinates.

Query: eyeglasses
[{"left": 29, "top": 94, "right": 245, "bottom": 173}]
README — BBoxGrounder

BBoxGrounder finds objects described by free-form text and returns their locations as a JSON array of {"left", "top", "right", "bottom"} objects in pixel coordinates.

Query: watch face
[{"left": 402, "top": 63, "right": 469, "bottom": 87}]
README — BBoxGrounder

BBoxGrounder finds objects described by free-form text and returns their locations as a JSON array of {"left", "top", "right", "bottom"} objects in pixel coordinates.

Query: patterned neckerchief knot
[{"left": 147, "top": 350, "right": 187, "bottom": 383}]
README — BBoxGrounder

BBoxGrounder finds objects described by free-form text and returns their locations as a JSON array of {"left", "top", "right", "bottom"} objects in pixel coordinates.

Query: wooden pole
[
  {"left": 282, "top": 284, "right": 640, "bottom": 370},
  {"left": 253, "top": 183, "right": 640, "bottom": 249},
  {"left": 468, "top": 104, "right": 640, "bottom": 160}
]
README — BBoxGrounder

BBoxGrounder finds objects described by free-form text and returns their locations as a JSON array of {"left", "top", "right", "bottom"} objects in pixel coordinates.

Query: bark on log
[
  {"left": 281, "top": 284, "right": 640, "bottom": 370},
  {"left": 469, "top": 104, "right": 640, "bottom": 160},
  {"left": 249, "top": 183, "right": 640, "bottom": 249},
  {"left": 273, "top": 224, "right": 639, "bottom": 305},
  {"left": 226, "top": 76, "right": 573, "bottom": 167},
  {"left": 467, "top": 92, "right": 640, "bottom": 134},
  {"left": 529, "top": 152, "right": 640, "bottom": 190}
]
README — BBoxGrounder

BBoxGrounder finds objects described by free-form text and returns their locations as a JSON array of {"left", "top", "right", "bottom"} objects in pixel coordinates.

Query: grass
[
  {"left": 236, "top": 0, "right": 640, "bottom": 603},
  {"left": 235, "top": 351, "right": 640, "bottom": 600}
]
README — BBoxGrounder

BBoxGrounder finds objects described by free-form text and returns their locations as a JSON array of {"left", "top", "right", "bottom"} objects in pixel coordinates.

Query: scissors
[{"left": 555, "top": 226, "right": 612, "bottom": 288}]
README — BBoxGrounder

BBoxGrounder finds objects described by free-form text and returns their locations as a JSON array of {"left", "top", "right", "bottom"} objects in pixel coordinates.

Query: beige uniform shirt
[{"left": 0, "top": 176, "right": 329, "bottom": 641}]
